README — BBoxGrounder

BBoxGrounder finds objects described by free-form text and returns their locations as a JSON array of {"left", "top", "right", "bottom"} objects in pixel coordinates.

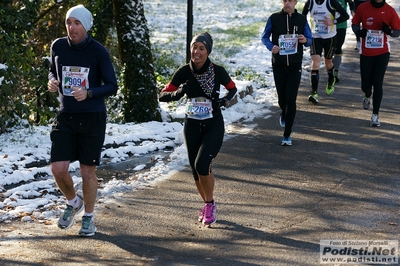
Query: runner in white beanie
[
  {"left": 48, "top": 3, "right": 118, "bottom": 237},
  {"left": 65, "top": 5, "right": 93, "bottom": 32}
]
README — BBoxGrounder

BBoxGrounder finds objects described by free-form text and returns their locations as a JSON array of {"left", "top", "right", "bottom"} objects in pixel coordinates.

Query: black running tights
[
  {"left": 360, "top": 53, "right": 390, "bottom": 115},
  {"left": 273, "top": 64, "right": 302, "bottom": 138}
]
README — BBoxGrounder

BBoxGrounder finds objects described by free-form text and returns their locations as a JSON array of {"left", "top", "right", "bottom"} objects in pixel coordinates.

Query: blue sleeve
[
  {"left": 93, "top": 47, "right": 118, "bottom": 98},
  {"left": 304, "top": 21, "right": 313, "bottom": 47},
  {"left": 261, "top": 17, "right": 274, "bottom": 51}
]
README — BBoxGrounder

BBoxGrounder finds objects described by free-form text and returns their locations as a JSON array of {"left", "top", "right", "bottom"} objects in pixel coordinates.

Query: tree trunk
[{"left": 112, "top": 0, "right": 161, "bottom": 123}]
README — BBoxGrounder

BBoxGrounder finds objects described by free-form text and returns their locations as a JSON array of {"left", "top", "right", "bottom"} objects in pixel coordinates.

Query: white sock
[
  {"left": 67, "top": 195, "right": 81, "bottom": 209},
  {"left": 84, "top": 212, "right": 94, "bottom": 220}
]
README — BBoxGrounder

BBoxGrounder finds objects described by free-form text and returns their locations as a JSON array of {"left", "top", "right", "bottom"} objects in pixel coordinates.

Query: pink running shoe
[
  {"left": 198, "top": 205, "right": 206, "bottom": 222},
  {"left": 202, "top": 202, "right": 216, "bottom": 226}
]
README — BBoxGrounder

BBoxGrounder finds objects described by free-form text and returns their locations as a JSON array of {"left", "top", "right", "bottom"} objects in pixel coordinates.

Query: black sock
[
  {"left": 311, "top": 70, "right": 319, "bottom": 92},
  {"left": 327, "top": 67, "right": 334, "bottom": 84}
]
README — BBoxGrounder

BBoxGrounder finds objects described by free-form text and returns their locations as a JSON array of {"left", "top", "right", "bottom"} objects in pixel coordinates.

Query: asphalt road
[{"left": 1, "top": 26, "right": 400, "bottom": 266}]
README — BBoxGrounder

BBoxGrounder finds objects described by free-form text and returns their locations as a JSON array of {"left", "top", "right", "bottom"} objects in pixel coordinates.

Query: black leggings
[
  {"left": 360, "top": 53, "right": 390, "bottom": 115},
  {"left": 184, "top": 113, "right": 224, "bottom": 180},
  {"left": 273, "top": 64, "right": 301, "bottom": 138}
]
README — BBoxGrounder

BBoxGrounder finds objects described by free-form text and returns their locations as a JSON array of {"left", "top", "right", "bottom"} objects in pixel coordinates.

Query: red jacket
[{"left": 352, "top": 1, "right": 400, "bottom": 56}]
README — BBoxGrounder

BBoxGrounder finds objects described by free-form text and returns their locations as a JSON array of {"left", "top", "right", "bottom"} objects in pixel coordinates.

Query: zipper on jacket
[{"left": 286, "top": 15, "right": 289, "bottom": 66}]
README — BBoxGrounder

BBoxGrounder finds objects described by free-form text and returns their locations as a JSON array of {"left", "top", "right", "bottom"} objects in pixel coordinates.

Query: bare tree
[{"left": 112, "top": 0, "right": 161, "bottom": 122}]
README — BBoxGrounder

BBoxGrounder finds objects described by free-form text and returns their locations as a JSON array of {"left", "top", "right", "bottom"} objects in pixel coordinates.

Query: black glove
[
  {"left": 382, "top": 22, "right": 392, "bottom": 36},
  {"left": 181, "top": 80, "right": 190, "bottom": 94},
  {"left": 357, "top": 28, "right": 368, "bottom": 38},
  {"left": 217, "top": 97, "right": 228, "bottom": 108}
]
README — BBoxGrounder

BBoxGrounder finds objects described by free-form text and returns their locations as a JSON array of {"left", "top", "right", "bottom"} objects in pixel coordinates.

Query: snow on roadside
[{"left": 0, "top": 0, "right": 287, "bottom": 223}]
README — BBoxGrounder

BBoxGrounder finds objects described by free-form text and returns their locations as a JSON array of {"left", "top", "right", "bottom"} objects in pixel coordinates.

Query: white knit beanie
[{"left": 66, "top": 5, "right": 93, "bottom": 32}]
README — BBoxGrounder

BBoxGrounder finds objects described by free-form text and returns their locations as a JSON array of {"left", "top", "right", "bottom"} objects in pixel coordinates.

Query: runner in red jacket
[{"left": 352, "top": 0, "right": 400, "bottom": 126}]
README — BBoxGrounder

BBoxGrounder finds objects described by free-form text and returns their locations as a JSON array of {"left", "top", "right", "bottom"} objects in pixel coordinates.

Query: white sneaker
[
  {"left": 58, "top": 194, "right": 84, "bottom": 229},
  {"left": 281, "top": 136, "right": 292, "bottom": 146},
  {"left": 355, "top": 41, "right": 360, "bottom": 51},
  {"left": 370, "top": 114, "right": 380, "bottom": 127},
  {"left": 279, "top": 115, "right": 286, "bottom": 127},
  {"left": 363, "top": 96, "right": 371, "bottom": 110},
  {"left": 79, "top": 216, "right": 97, "bottom": 237}
]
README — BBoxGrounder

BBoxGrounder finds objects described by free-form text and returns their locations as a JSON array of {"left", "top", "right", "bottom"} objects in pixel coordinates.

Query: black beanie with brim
[{"left": 190, "top": 32, "right": 213, "bottom": 54}]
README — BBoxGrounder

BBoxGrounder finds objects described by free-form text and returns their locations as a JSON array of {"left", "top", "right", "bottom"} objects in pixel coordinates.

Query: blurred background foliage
[{"left": 0, "top": 0, "right": 159, "bottom": 133}]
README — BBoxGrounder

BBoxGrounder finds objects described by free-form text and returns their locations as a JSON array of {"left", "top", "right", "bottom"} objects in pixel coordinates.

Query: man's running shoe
[
  {"left": 308, "top": 91, "right": 319, "bottom": 104},
  {"left": 58, "top": 194, "right": 84, "bottom": 229},
  {"left": 363, "top": 96, "right": 371, "bottom": 110},
  {"left": 325, "top": 80, "right": 335, "bottom": 96},
  {"left": 198, "top": 205, "right": 206, "bottom": 222},
  {"left": 79, "top": 216, "right": 97, "bottom": 237},
  {"left": 279, "top": 115, "right": 285, "bottom": 128},
  {"left": 355, "top": 41, "right": 360, "bottom": 51},
  {"left": 370, "top": 114, "right": 380, "bottom": 127},
  {"left": 281, "top": 136, "right": 292, "bottom": 146},
  {"left": 202, "top": 202, "right": 216, "bottom": 226}
]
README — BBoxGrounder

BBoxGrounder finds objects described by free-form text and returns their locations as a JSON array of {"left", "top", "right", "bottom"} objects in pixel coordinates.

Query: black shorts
[
  {"left": 310, "top": 36, "right": 336, "bottom": 59},
  {"left": 50, "top": 112, "right": 107, "bottom": 165}
]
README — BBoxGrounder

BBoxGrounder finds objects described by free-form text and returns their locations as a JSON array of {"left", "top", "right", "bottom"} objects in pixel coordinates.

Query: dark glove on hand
[
  {"left": 217, "top": 98, "right": 228, "bottom": 108},
  {"left": 357, "top": 28, "right": 368, "bottom": 38},
  {"left": 181, "top": 80, "right": 190, "bottom": 94},
  {"left": 382, "top": 22, "right": 392, "bottom": 36}
]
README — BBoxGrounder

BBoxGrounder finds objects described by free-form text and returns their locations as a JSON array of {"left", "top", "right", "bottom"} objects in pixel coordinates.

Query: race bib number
[
  {"left": 186, "top": 97, "right": 213, "bottom": 120},
  {"left": 279, "top": 34, "right": 298, "bottom": 55},
  {"left": 61, "top": 66, "right": 90, "bottom": 96},
  {"left": 315, "top": 19, "right": 328, "bottom": 34},
  {"left": 365, "top": 30, "right": 384, "bottom": 49}
]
